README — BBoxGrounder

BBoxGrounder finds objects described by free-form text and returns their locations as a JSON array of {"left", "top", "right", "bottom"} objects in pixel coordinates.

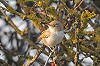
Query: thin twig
[
  {"left": 91, "top": 1, "right": 100, "bottom": 13},
  {"left": 74, "top": 0, "right": 83, "bottom": 10},
  {"left": 0, "top": 9, "right": 23, "bottom": 35},
  {"left": 0, "top": 0, "right": 8, "bottom": 7},
  {"left": 81, "top": 4, "right": 92, "bottom": 11},
  {"left": 0, "top": 8, "right": 39, "bottom": 49},
  {"left": 27, "top": 45, "right": 45, "bottom": 66},
  {"left": 0, "top": 59, "right": 10, "bottom": 66},
  {"left": 44, "top": 51, "right": 53, "bottom": 66},
  {"left": 60, "top": 0, "right": 68, "bottom": 11}
]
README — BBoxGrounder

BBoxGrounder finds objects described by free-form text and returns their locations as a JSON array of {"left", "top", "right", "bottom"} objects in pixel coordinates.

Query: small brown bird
[{"left": 37, "top": 20, "right": 64, "bottom": 47}]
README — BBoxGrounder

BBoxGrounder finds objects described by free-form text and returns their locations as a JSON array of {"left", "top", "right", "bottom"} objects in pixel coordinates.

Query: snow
[
  {"left": 68, "top": 61, "right": 75, "bottom": 66},
  {"left": 1, "top": 34, "right": 9, "bottom": 45},
  {"left": 2, "top": 25, "right": 11, "bottom": 32},
  {"left": 84, "top": 36, "right": 91, "bottom": 40},
  {"left": 50, "top": 3, "right": 57, "bottom": 9},
  {"left": 8, "top": 0, "right": 17, "bottom": 9},
  {"left": 5, "top": 41, "right": 12, "bottom": 50},
  {"left": 12, "top": 56, "right": 18, "bottom": 62},
  {"left": 0, "top": 50, "right": 7, "bottom": 62},
  {"left": 0, "top": 18, "right": 6, "bottom": 28},
  {"left": 84, "top": 23, "right": 94, "bottom": 31},
  {"left": 73, "top": 47, "right": 77, "bottom": 52},
  {"left": 0, "top": 2, "right": 6, "bottom": 8},
  {"left": 11, "top": 16, "right": 27, "bottom": 31},
  {"left": 39, "top": 53, "right": 52, "bottom": 62},
  {"left": 12, "top": 38, "right": 17, "bottom": 50},
  {"left": 29, "top": 49, "right": 37, "bottom": 57},
  {"left": 65, "top": 33, "right": 70, "bottom": 40},
  {"left": 79, "top": 54, "right": 85, "bottom": 60},
  {"left": 82, "top": 57, "right": 93, "bottom": 66}
]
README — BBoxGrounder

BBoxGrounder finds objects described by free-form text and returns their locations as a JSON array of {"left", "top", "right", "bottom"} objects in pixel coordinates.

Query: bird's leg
[
  {"left": 44, "top": 46, "right": 56, "bottom": 66},
  {"left": 44, "top": 51, "right": 53, "bottom": 66},
  {"left": 49, "top": 46, "right": 58, "bottom": 62},
  {"left": 49, "top": 47, "right": 55, "bottom": 52}
]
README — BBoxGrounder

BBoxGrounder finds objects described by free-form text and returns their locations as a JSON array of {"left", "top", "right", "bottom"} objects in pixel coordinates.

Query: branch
[
  {"left": 0, "top": 0, "right": 46, "bottom": 31},
  {"left": 0, "top": 0, "right": 8, "bottom": 7},
  {"left": 44, "top": 51, "right": 53, "bottom": 66},
  {"left": 0, "top": 8, "right": 39, "bottom": 49},
  {"left": 60, "top": 0, "right": 68, "bottom": 11},
  {"left": 74, "top": 0, "right": 84, "bottom": 10},
  {"left": 0, "top": 59, "right": 10, "bottom": 66},
  {"left": 91, "top": 1, "right": 100, "bottom": 13},
  {"left": 80, "top": 45, "right": 100, "bottom": 59},
  {"left": 27, "top": 45, "right": 46, "bottom": 66}
]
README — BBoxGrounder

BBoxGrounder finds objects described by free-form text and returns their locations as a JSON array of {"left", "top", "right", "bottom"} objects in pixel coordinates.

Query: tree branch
[
  {"left": 0, "top": 8, "right": 39, "bottom": 49},
  {"left": 27, "top": 45, "right": 46, "bottom": 66}
]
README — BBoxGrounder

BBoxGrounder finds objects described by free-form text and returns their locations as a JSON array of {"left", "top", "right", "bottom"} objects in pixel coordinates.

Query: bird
[{"left": 36, "top": 20, "right": 64, "bottom": 48}]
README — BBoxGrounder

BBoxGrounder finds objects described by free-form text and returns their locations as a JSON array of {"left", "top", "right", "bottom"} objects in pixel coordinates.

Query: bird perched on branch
[{"left": 36, "top": 20, "right": 64, "bottom": 49}]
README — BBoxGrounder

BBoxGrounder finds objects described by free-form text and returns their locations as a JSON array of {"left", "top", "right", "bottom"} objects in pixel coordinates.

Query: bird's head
[{"left": 48, "top": 21, "right": 63, "bottom": 31}]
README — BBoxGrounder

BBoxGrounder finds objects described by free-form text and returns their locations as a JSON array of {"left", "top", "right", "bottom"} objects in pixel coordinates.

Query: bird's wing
[
  {"left": 36, "top": 29, "right": 50, "bottom": 43},
  {"left": 40, "top": 29, "right": 50, "bottom": 39}
]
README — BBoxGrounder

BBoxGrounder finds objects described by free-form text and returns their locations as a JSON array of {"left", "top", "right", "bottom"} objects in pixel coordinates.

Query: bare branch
[
  {"left": 0, "top": 8, "right": 39, "bottom": 49},
  {"left": 27, "top": 45, "right": 46, "bottom": 66}
]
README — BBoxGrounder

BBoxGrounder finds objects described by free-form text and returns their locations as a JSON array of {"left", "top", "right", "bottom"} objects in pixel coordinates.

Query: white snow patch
[
  {"left": 39, "top": 53, "right": 52, "bottom": 62},
  {"left": 8, "top": 0, "right": 17, "bottom": 9},
  {"left": 82, "top": 57, "right": 93, "bottom": 66},
  {"left": 11, "top": 16, "right": 27, "bottom": 31},
  {"left": 84, "top": 23, "right": 94, "bottom": 31},
  {"left": 12, "top": 56, "right": 18, "bottom": 62},
  {"left": 79, "top": 54, "right": 85, "bottom": 60},
  {"left": 0, "top": 50, "right": 7, "bottom": 62},
  {"left": 2, "top": 25, "right": 11, "bottom": 32},
  {"left": 1, "top": 35, "right": 9, "bottom": 45},
  {"left": 84, "top": 36, "right": 90, "bottom": 40},
  {"left": 51, "top": 3, "right": 57, "bottom": 9},
  {"left": 65, "top": 33, "right": 70, "bottom": 40},
  {"left": 29, "top": 49, "right": 37, "bottom": 57},
  {"left": 73, "top": 47, "right": 77, "bottom": 52},
  {"left": 12, "top": 38, "right": 17, "bottom": 50},
  {"left": 0, "top": 2, "right": 6, "bottom": 8},
  {"left": 0, "top": 19, "right": 6, "bottom": 28},
  {"left": 5, "top": 41, "right": 12, "bottom": 50},
  {"left": 68, "top": 61, "right": 75, "bottom": 66}
]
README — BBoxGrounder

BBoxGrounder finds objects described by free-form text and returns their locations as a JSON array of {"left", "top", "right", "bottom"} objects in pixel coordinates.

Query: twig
[
  {"left": 27, "top": 45, "right": 45, "bottom": 66},
  {"left": 0, "top": 59, "right": 10, "bottom": 66},
  {"left": 80, "top": 44, "right": 100, "bottom": 59},
  {"left": 60, "top": 0, "right": 68, "bottom": 11},
  {"left": 81, "top": 4, "right": 92, "bottom": 11},
  {"left": 0, "top": 8, "right": 39, "bottom": 49},
  {"left": 91, "top": 1, "right": 100, "bottom": 13},
  {"left": 74, "top": 0, "right": 83, "bottom": 10},
  {"left": 0, "top": 0, "right": 23, "bottom": 15},
  {"left": 0, "top": 9, "right": 24, "bottom": 35},
  {"left": 0, "top": 0, "right": 8, "bottom": 7},
  {"left": 37, "top": 11, "right": 56, "bottom": 19},
  {"left": 44, "top": 51, "right": 53, "bottom": 66}
]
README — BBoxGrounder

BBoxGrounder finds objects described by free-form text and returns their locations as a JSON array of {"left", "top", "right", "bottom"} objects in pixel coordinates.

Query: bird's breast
[{"left": 44, "top": 31, "right": 64, "bottom": 47}]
